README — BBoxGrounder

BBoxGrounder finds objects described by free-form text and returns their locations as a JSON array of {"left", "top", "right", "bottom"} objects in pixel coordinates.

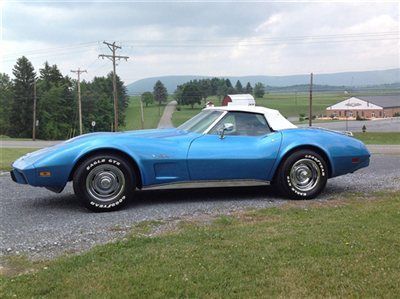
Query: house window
[
  {"left": 372, "top": 112, "right": 375, "bottom": 118},
  {"left": 339, "top": 111, "right": 342, "bottom": 116},
  {"left": 348, "top": 111, "right": 353, "bottom": 117},
  {"left": 379, "top": 111, "right": 382, "bottom": 117}
]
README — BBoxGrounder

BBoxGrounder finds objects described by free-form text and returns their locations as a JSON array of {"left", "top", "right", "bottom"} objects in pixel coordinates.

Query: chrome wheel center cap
[
  {"left": 300, "top": 170, "right": 310, "bottom": 180},
  {"left": 100, "top": 177, "right": 112, "bottom": 189}
]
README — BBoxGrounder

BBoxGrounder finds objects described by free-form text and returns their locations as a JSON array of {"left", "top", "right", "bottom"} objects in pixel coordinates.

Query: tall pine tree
[
  {"left": 37, "top": 62, "right": 74, "bottom": 139},
  {"left": 0, "top": 73, "right": 14, "bottom": 135},
  {"left": 245, "top": 82, "right": 253, "bottom": 94},
  {"left": 235, "top": 80, "right": 243, "bottom": 93},
  {"left": 9, "top": 56, "right": 36, "bottom": 137},
  {"left": 153, "top": 80, "right": 168, "bottom": 105}
]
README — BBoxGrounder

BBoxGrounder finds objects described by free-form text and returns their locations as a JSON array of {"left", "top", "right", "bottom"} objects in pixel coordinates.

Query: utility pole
[
  {"left": 309, "top": 72, "right": 313, "bottom": 127},
  {"left": 71, "top": 68, "right": 87, "bottom": 135},
  {"left": 32, "top": 80, "right": 37, "bottom": 141},
  {"left": 140, "top": 98, "right": 145, "bottom": 129},
  {"left": 99, "top": 41, "right": 129, "bottom": 132}
]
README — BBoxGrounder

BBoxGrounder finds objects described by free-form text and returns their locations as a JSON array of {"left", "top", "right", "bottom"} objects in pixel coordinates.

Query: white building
[{"left": 326, "top": 96, "right": 400, "bottom": 119}]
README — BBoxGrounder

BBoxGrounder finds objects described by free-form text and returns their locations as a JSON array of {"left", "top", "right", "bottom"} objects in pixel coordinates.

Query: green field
[
  {"left": 123, "top": 96, "right": 166, "bottom": 131},
  {"left": 172, "top": 104, "right": 204, "bottom": 127},
  {"left": 353, "top": 132, "right": 400, "bottom": 145},
  {"left": 259, "top": 92, "right": 345, "bottom": 118},
  {"left": 1, "top": 192, "right": 399, "bottom": 297},
  {"left": 172, "top": 92, "right": 345, "bottom": 126},
  {"left": 0, "top": 148, "right": 37, "bottom": 171}
]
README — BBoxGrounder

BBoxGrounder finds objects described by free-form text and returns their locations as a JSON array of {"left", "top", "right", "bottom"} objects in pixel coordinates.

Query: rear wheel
[
  {"left": 73, "top": 154, "right": 135, "bottom": 212},
  {"left": 275, "top": 150, "right": 328, "bottom": 199}
]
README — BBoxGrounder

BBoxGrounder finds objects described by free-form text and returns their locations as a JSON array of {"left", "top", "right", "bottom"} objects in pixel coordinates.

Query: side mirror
[{"left": 219, "top": 123, "right": 234, "bottom": 139}]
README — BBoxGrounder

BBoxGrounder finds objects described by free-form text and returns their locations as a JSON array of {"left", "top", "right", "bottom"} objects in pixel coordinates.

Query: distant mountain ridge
[{"left": 127, "top": 68, "right": 400, "bottom": 95}]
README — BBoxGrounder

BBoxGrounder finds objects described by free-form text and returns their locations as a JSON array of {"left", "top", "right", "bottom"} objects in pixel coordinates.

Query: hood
[
  {"left": 13, "top": 128, "right": 188, "bottom": 169},
  {"left": 64, "top": 128, "right": 186, "bottom": 144}
]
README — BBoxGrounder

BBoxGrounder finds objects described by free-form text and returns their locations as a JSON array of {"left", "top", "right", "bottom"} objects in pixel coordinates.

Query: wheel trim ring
[
  {"left": 86, "top": 164, "right": 125, "bottom": 202},
  {"left": 289, "top": 158, "right": 321, "bottom": 192}
]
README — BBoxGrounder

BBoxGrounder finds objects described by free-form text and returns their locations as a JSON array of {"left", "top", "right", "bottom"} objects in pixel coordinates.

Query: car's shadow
[
  {"left": 26, "top": 182, "right": 349, "bottom": 213},
  {"left": 28, "top": 185, "right": 280, "bottom": 213}
]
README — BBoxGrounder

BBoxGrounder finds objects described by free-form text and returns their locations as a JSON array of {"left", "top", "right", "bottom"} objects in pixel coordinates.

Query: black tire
[
  {"left": 275, "top": 150, "right": 328, "bottom": 199},
  {"left": 73, "top": 154, "right": 135, "bottom": 212}
]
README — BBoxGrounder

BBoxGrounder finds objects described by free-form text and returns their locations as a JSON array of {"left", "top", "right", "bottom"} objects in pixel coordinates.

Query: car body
[{"left": 11, "top": 106, "right": 370, "bottom": 211}]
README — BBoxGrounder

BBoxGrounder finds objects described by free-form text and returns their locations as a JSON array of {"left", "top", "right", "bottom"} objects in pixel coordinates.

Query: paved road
[
  {"left": 1, "top": 154, "right": 399, "bottom": 260},
  {"left": 0, "top": 140, "right": 61, "bottom": 148},
  {"left": 299, "top": 117, "right": 400, "bottom": 132},
  {"left": 157, "top": 100, "right": 177, "bottom": 129}
]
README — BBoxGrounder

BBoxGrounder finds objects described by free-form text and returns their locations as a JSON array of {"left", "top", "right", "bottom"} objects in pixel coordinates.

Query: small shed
[{"left": 222, "top": 94, "right": 256, "bottom": 106}]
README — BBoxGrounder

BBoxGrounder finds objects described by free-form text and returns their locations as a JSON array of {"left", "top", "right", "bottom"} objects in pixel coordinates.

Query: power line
[
  {"left": 2, "top": 41, "right": 99, "bottom": 58},
  {"left": 99, "top": 41, "right": 129, "bottom": 132},
  {"left": 3, "top": 31, "right": 398, "bottom": 60}
]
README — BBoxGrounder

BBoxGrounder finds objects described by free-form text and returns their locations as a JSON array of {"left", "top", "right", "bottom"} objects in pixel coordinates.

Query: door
[{"left": 187, "top": 111, "right": 282, "bottom": 181}]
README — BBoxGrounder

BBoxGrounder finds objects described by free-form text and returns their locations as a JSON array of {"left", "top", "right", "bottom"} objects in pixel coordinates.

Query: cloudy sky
[{"left": 1, "top": 1, "right": 399, "bottom": 84}]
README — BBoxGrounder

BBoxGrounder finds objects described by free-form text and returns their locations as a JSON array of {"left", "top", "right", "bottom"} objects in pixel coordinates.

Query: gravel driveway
[
  {"left": 157, "top": 100, "right": 177, "bottom": 129},
  {"left": 1, "top": 154, "right": 399, "bottom": 260}
]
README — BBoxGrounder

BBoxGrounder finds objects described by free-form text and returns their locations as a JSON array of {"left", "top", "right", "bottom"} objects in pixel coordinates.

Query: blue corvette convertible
[{"left": 11, "top": 106, "right": 370, "bottom": 212}]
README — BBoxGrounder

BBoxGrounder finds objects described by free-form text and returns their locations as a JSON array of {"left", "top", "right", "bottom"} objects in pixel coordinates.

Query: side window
[{"left": 209, "top": 112, "right": 271, "bottom": 136}]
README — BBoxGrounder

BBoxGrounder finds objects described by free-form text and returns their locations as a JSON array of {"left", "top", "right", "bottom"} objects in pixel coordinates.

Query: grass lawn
[
  {"left": 122, "top": 96, "right": 166, "bottom": 131},
  {"left": 1, "top": 192, "right": 400, "bottom": 297},
  {"left": 353, "top": 132, "right": 400, "bottom": 145},
  {"left": 172, "top": 103, "right": 204, "bottom": 127},
  {"left": 172, "top": 92, "right": 346, "bottom": 126},
  {"left": 259, "top": 92, "right": 344, "bottom": 118},
  {"left": 0, "top": 148, "right": 38, "bottom": 171}
]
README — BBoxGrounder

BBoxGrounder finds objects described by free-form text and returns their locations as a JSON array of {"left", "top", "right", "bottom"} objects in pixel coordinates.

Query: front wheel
[
  {"left": 73, "top": 154, "right": 135, "bottom": 212},
  {"left": 275, "top": 150, "right": 328, "bottom": 199}
]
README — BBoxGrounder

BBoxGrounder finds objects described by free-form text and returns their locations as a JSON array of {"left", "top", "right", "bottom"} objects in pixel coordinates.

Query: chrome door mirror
[{"left": 219, "top": 123, "right": 234, "bottom": 139}]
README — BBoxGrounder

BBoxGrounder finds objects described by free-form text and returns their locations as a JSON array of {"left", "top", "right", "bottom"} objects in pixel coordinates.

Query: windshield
[{"left": 178, "top": 110, "right": 223, "bottom": 133}]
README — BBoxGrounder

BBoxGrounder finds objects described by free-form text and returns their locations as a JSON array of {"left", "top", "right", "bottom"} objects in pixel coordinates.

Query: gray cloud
[{"left": 1, "top": 1, "right": 399, "bottom": 84}]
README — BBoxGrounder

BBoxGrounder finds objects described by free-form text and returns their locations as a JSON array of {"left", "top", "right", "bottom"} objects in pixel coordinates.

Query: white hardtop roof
[
  {"left": 327, "top": 97, "right": 382, "bottom": 110},
  {"left": 226, "top": 94, "right": 255, "bottom": 101},
  {"left": 205, "top": 105, "right": 297, "bottom": 131}
]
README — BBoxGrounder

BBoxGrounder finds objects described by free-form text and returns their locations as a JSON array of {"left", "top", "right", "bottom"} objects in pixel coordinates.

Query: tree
[
  {"left": 227, "top": 86, "right": 236, "bottom": 94},
  {"left": 217, "top": 80, "right": 228, "bottom": 98},
  {"left": 199, "top": 79, "right": 212, "bottom": 101},
  {"left": 9, "top": 56, "right": 36, "bottom": 138},
  {"left": 0, "top": 73, "right": 13, "bottom": 135},
  {"left": 141, "top": 91, "right": 154, "bottom": 107},
  {"left": 245, "top": 82, "right": 253, "bottom": 94},
  {"left": 174, "top": 85, "right": 183, "bottom": 105},
  {"left": 253, "top": 82, "right": 265, "bottom": 98},
  {"left": 37, "top": 83, "right": 73, "bottom": 140},
  {"left": 153, "top": 80, "right": 168, "bottom": 105},
  {"left": 39, "top": 62, "right": 63, "bottom": 86},
  {"left": 235, "top": 80, "right": 243, "bottom": 93},
  {"left": 37, "top": 63, "right": 74, "bottom": 139},
  {"left": 225, "top": 78, "right": 232, "bottom": 88},
  {"left": 181, "top": 83, "right": 202, "bottom": 109},
  {"left": 210, "top": 77, "right": 220, "bottom": 95}
]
